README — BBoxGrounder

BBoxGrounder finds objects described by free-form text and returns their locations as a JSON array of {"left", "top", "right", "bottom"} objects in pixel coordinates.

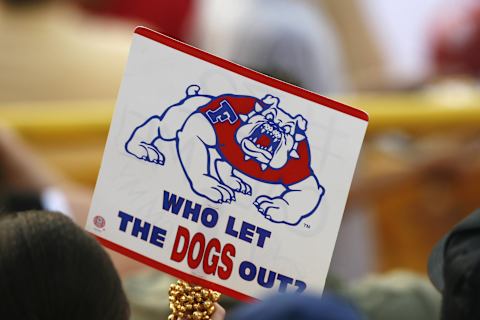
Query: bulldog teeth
[
  {"left": 261, "top": 164, "right": 268, "bottom": 171},
  {"left": 253, "top": 137, "right": 258, "bottom": 143},
  {"left": 268, "top": 146, "right": 273, "bottom": 152},
  {"left": 245, "top": 155, "right": 251, "bottom": 160}
]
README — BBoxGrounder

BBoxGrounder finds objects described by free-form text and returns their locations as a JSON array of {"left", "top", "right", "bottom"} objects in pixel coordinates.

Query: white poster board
[{"left": 86, "top": 27, "right": 368, "bottom": 301}]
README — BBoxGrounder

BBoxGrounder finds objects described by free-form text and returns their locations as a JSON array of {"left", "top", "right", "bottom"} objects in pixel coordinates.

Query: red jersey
[{"left": 198, "top": 95, "right": 311, "bottom": 186}]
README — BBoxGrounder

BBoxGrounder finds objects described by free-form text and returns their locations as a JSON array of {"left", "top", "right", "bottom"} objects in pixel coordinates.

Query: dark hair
[
  {"left": 441, "top": 230, "right": 480, "bottom": 320},
  {"left": 0, "top": 211, "right": 130, "bottom": 320}
]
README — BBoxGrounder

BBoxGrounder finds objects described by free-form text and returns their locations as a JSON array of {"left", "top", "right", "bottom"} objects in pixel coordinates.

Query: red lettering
[
  {"left": 203, "top": 238, "right": 221, "bottom": 275},
  {"left": 170, "top": 226, "right": 235, "bottom": 280},
  {"left": 218, "top": 243, "right": 236, "bottom": 280},
  {"left": 187, "top": 232, "right": 206, "bottom": 269},
  {"left": 170, "top": 226, "right": 190, "bottom": 262}
]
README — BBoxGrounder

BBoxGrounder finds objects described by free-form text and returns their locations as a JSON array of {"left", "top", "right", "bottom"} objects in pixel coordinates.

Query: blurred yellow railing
[
  {"left": 343, "top": 91, "right": 480, "bottom": 133},
  {"left": 1, "top": 93, "right": 479, "bottom": 186},
  {"left": 1, "top": 92, "right": 480, "bottom": 134}
]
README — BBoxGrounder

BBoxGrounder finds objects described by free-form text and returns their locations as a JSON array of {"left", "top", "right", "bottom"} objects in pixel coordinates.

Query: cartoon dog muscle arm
[{"left": 125, "top": 85, "right": 325, "bottom": 226}]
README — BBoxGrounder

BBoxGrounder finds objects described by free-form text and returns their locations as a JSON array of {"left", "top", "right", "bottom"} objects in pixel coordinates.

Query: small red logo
[{"left": 93, "top": 215, "right": 106, "bottom": 229}]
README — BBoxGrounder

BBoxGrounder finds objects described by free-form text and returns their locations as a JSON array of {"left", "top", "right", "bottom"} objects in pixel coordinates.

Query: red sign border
[
  {"left": 94, "top": 27, "right": 369, "bottom": 303},
  {"left": 95, "top": 235, "right": 256, "bottom": 302}
]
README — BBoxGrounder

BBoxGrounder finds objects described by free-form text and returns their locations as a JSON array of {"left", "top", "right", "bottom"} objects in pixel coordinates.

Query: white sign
[{"left": 86, "top": 27, "right": 368, "bottom": 301}]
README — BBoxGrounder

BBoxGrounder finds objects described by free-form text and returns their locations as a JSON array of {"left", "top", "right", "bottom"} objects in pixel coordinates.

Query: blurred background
[{"left": 1, "top": 0, "right": 480, "bottom": 317}]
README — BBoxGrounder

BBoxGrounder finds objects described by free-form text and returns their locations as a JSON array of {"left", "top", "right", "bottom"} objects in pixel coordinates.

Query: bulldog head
[{"left": 235, "top": 94, "right": 308, "bottom": 170}]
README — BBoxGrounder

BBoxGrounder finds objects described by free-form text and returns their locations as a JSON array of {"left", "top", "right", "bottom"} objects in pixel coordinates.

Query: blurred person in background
[
  {"left": 0, "top": 126, "right": 151, "bottom": 277},
  {"left": 193, "top": 0, "right": 349, "bottom": 94},
  {"left": 431, "top": 1, "right": 480, "bottom": 79},
  {"left": 0, "top": 0, "right": 131, "bottom": 102},
  {"left": 0, "top": 210, "right": 226, "bottom": 320},
  {"left": 345, "top": 271, "right": 441, "bottom": 320},
  {"left": 226, "top": 293, "right": 363, "bottom": 320},
  {"left": 429, "top": 209, "right": 480, "bottom": 320},
  {"left": 0, "top": 210, "right": 130, "bottom": 320},
  {"left": 76, "top": 0, "right": 194, "bottom": 41}
]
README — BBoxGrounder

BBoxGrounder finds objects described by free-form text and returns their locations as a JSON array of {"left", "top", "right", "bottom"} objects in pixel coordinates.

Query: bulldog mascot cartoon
[{"left": 125, "top": 85, "right": 325, "bottom": 226}]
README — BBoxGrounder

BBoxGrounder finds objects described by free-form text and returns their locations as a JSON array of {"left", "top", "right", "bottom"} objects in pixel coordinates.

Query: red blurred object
[
  {"left": 77, "top": 0, "right": 194, "bottom": 41},
  {"left": 432, "top": 4, "right": 480, "bottom": 77}
]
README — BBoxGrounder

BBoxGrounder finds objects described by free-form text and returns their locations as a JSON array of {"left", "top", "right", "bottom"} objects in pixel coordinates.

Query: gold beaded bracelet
[{"left": 168, "top": 279, "right": 221, "bottom": 320}]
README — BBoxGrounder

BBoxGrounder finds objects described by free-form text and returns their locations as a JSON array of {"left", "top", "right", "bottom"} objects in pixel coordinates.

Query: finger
[{"left": 212, "top": 303, "right": 226, "bottom": 320}]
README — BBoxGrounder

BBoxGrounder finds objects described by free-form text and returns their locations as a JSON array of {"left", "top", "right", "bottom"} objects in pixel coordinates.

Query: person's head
[
  {"left": 227, "top": 293, "right": 362, "bottom": 320},
  {"left": 441, "top": 230, "right": 480, "bottom": 319},
  {"left": 428, "top": 208, "right": 480, "bottom": 320},
  {"left": 0, "top": 210, "right": 129, "bottom": 320}
]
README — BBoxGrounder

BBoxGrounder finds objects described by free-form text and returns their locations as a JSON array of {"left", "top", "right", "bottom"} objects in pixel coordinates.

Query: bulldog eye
[
  {"left": 283, "top": 126, "right": 291, "bottom": 134},
  {"left": 266, "top": 113, "right": 274, "bottom": 120}
]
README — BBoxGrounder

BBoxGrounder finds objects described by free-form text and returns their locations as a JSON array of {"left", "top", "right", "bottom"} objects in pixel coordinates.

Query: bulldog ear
[
  {"left": 295, "top": 115, "right": 307, "bottom": 131},
  {"left": 261, "top": 95, "right": 280, "bottom": 108}
]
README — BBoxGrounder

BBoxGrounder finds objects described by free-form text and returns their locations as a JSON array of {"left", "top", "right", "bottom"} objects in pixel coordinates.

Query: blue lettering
[
  {"left": 256, "top": 227, "right": 271, "bottom": 248},
  {"left": 182, "top": 200, "right": 201, "bottom": 222},
  {"left": 163, "top": 190, "right": 219, "bottom": 228},
  {"left": 117, "top": 211, "right": 167, "bottom": 248},
  {"left": 150, "top": 226, "right": 167, "bottom": 248},
  {"left": 295, "top": 280, "right": 307, "bottom": 293},
  {"left": 238, "top": 260, "right": 306, "bottom": 293},
  {"left": 163, "top": 191, "right": 184, "bottom": 214},
  {"left": 118, "top": 211, "right": 133, "bottom": 231},
  {"left": 277, "top": 274, "right": 294, "bottom": 293},
  {"left": 206, "top": 100, "right": 238, "bottom": 124},
  {"left": 239, "top": 261, "right": 256, "bottom": 281},
  {"left": 239, "top": 221, "right": 255, "bottom": 244},
  {"left": 225, "top": 216, "right": 238, "bottom": 238},
  {"left": 225, "top": 216, "right": 271, "bottom": 248},
  {"left": 257, "top": 267, "right": 275, "bottom": 288},
  {"left": 132, "top": 218, "right": 151, "bottom": 241},
  {"left": 201, "top": 208, "right": 218, "bottom": 228}
]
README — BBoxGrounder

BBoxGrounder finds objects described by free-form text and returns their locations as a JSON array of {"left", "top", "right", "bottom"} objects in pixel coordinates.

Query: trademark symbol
[{"left": 304, "top": 223, "right": 311, "bottom": 229}]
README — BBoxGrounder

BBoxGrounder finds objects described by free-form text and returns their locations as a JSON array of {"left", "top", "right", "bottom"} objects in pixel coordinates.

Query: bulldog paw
[
  {"left": 254, "top": 196, "right": 288, "bottom": 223},
  {"left": 126, "top": 141, "right": 165, "bottom": 165},
  {"left": 194, "top": 178, "right": 236, "bottom": 204},
  {"left": 221, "top": 175, "right": 252, "bottom": 195}
]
